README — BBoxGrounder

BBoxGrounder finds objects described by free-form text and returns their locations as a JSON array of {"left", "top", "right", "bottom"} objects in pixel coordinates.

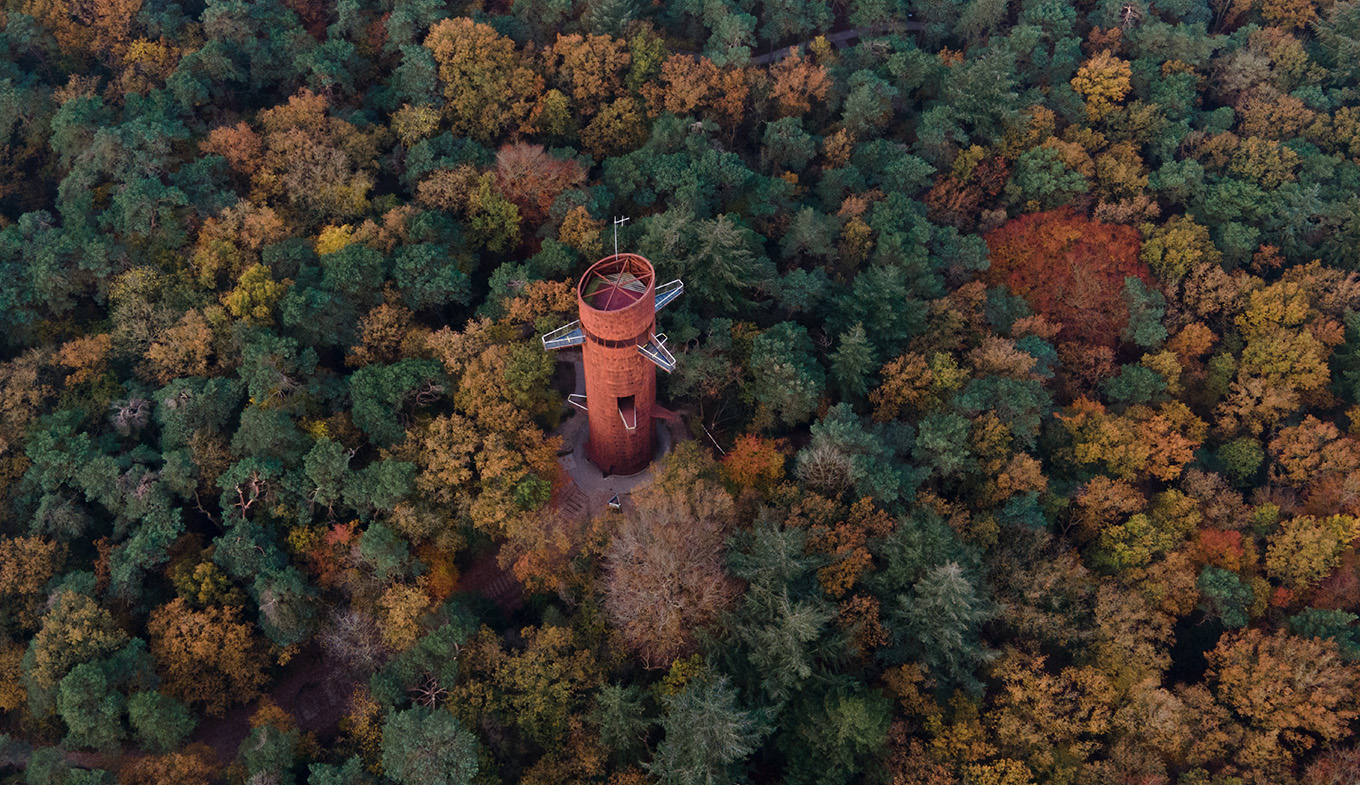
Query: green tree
[
  {"left": 779, "top": 687, "right": 893, "bottom": 785},
  {"left": 594, "top": 684, "right": 654, "bottom": 759},
  {"left": 127, "top": 691, "right": 196, "bottom": 753},
  {"left": 381, "top": 707, "right": 480, "bottom": 785},
  {"left": 885, "top": 562, "right": 994, "bottom": 694},
  {"left": 57, "top": 663, "right": 125, "bottom": 752},
  {"left": 636, "top": 210, "right": 775, "bottom": 315},
  {"left": 1197, "top": 567, "right": 1254, "bottom": 629},
  {"left": 718, "top": 523, "right": 838, "bottom": 708},
  {"left": 747, "top": 322, "right": 825, "bottom": 429},
  {"left": 1004, "top": 146, "right": 1088, "bottom": 210},
  {"left": 239, "top": 720, "right": 300, "bottom": 785},
  {"left": 648, "top": 676, "right": 764, "bottom": 785},
  {"left": 1289, "top": 609, "right": 1360, "bottom": 661},
  {"left": 349, "top": 359, "right": 445, "bottom": 446},
  {"left": 308, "top": 757, "right": 373, "bottom": 785},
  {"left": 392, "top": 244, "right": 470, "bottom": 312},
  {"left": 830, "top": 324, "right": 875, "bottom": 400},
  {"left": 761, "top": 117, "right": 818, "bottom": 174}
]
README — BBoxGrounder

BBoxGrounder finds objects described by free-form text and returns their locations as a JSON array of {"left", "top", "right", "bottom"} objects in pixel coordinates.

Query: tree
[
  {"left": 718, "top": 520, "right": 840, "bottom": 707},
  {"left": 604, "top": 448, "right": 741, "bottom": 667},
  {"left": 980, "top": 649, "right": 1115, "bottom": 781},
  {"left": 489, "top": 625, "right": 603, "bottom": 749},
  {"left": 308, "top": 757, "right": 373, "bottom": 785},
  {"left": 1071, "top": 51, "right": 1132, "bottom": 121},
  {"left": 841, "top": 71, "right": 899, "bottom": 140},
  {"left": 349, "top": 359, "right": 445, "bottom": 446},
  {"left": 746, "top": 322, "right": 826, "bottom": 429},
  {"left": 1057, "top": 398, "right": 1205, "bottom": 482},
  {"left": 1266, "top": 515, "right": 1360, "bottom": 591},
  {"left": 761, "top": 117, "right": 818, "bottom": 174},
  {"left": 116, "top": 745, "right": 216, "bottom": 785},
  {"left": 127, "top": 691, "right": 196, "bottom": 753},
  {"left": 493, "top": 143, "right": 585, "bottom": 227},
  {"left": 544, "top": 33, "right": 631, "bottom": 118},
  {"left": 885, "top": 562, "right": 995, "bottom": 694},
  {"left": 238, "top": 709, "right": 301, "bottom": 785},
  {"left": 145, "top": 309, "right": 219, "bottom": 383},
  {"left": 1003, "top": 146, "right": 1089, "bottom": 210},
  {"left": 768, "top": 49, "right": 831, "bottom": 118},
  {"left": 1208, "top": 629, "right": 1359, "bottom": 757},
  {"left": 1234, "top": 280, "right": 1331, "bottom": 397},
  {"left": 146, "top": 598, "right": 268, "bottom": 717},
  {"left": 381, "top": 707, "right": 480, "bottom": 785},
  {"left": 648, "top": 676, "right": 763, "bottom": 785},
  {"left": 1197, "top": 566, "right": 1255, "bottom": 628},
  {"left": 57, "top": 663, "right": 125, "bottom": 752},
  {"left": 1141, "top": 216, "right": 1223, "bottom": 285},
  {"left": 0, "top": 536, "right": 64, "bottom": 634},
  {"left": 594, "top": 684, "right": 654, "bottom": 759},
  {"left": 392, "top": 243, "right": 470, "bottom": 312},
  {"left": 778, "top": 686, "right": 893, "bottom": 785},
  {"left": 252, "top": 89, "right": 379, "bottom": 225},
  {"left": 721, "top": 435, "right": 787, "bottom": 495},
  {"left": 423, "top": 19, "right": 543, "bottom": 142},
  {"left": 984, "top": 210, "right": 1151, "bottom": 349},
  {"left": 580, "top": 97, "right": 649, "bottom": 159},
  {"left": 830, "top": 324, "right": 876, "bottom": 400},
  {"left": 25, "top": 591, "right": 128, "bottom": 693},
  {"left": 1268, "top": 416, "right": 1360, "bottom": 488},
  {"left": 635, "top": 209, "right": 775, "bottom": 315}
]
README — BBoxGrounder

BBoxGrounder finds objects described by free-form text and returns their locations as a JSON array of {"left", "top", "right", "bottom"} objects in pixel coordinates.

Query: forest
[{"left": 4, "top": 0, "right": 1360, "bottom": 782}]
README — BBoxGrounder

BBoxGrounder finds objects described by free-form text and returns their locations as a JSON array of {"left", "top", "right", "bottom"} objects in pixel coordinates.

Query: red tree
[
  {"left": 493, "top": 142, "right": 585, "bottom": 228},
  {"left": 984, "top": 209, "right": 1153, "bottom": 348}
]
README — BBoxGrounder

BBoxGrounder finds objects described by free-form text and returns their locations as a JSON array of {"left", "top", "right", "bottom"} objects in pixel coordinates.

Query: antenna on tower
[{"left": 613, "top": 216, "right": 629, "bottom": 258}]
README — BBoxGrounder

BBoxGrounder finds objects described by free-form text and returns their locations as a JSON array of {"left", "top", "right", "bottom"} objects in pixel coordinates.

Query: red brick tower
[{"left": 542, "top": 253, "right": 682, "bottom": 476}]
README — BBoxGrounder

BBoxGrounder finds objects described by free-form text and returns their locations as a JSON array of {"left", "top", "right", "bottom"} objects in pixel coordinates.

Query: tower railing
[
  {"left": 637, "top": 334, "right": 676, "bottom": 372},
  {"left": 542, "top": 320, "right": 584, "bottom": 350},
  {"left": 654, "top": 280, "right": 684, "bottom": 311}
]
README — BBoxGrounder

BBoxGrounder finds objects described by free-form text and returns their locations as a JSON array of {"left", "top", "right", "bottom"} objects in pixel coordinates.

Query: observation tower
[{"left": 541, "top": 254, "right": 683, "bottom": 476}]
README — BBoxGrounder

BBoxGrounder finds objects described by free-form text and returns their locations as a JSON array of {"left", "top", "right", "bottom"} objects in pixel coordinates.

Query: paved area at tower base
[
  {"left": 551, "top": 353, "right": 679, "bottom": 516},
  {"left": 555, "top": 405, "right": 672, "bottom": 516}
]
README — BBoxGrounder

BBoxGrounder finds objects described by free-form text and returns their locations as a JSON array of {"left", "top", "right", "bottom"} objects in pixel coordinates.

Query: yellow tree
[
  {"left": 1265, "top": 514, "right": 1360, "bottom": 591},
  {"left": 145, "top": 309, "right": 221, "bottom": 383},
  {"left": 580, "top": 97, "right": 649, "bottom": 159},
  {"left": 252, "top": 90, "right": 380, "bottom": 223},
  {"left": 147, "top": 598, "right": 269, "bottom": 716},
  {"left": 1234, "top": 279, "right": 1330, "bottom": 394},
  {"left": 23, "top": 0, "right": 142, "bottom": 65},
  {"left": 223, "top": 264, "right": 289, "bottom": 326},
  {"left": 1057, "top": 399, "right": 1204, "bottom": 483},
  {"left": 544, "top": 33, "right": 631, "bottom": 118},
  {"left": 1267, "top": 416, "right": 1360, "bottom": 487},
  {"left": 0, "top": 537, "right": 65, "bottom": 632},
  {"left": 424, "top": 18, "right": 544, "bottom": 142},
  {"left": 1207, "top": 629, "right": 1359, "bottom": 771},
  {"left": 1071, "top": 51, "right": 1132, "bottom": 122},
  {"left": 984, "top": 649, "right": 1116, "bottom": 782}
]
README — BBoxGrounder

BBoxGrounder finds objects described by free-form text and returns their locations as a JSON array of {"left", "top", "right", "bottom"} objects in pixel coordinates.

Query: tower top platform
[{"left": 579, "top": 254, "right": 655, "bottom": 313}]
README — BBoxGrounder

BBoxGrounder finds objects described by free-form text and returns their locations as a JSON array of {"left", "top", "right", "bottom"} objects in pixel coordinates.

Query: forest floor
[{"left": 191, "top": 645, "right": 356, "bottom": 768}]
